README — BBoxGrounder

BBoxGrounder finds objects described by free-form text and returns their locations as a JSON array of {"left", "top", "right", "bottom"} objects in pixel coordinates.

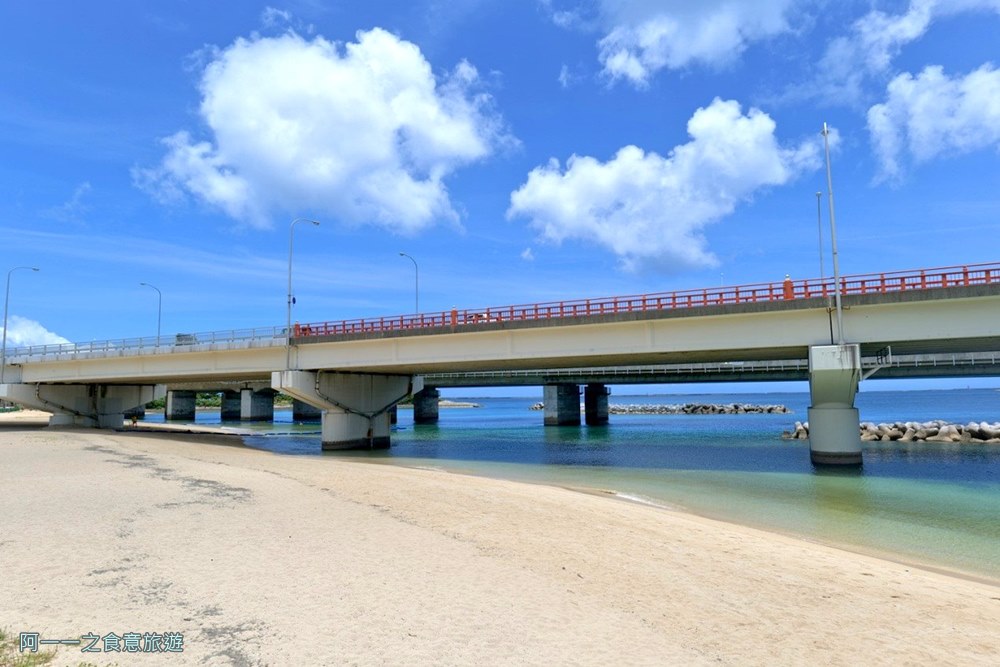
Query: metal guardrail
[
  {"left": 5, "top": 262, "right": 999, "bottom": 363},
  {"left": 295, "top": 262, "right": 1000, "bottom": 336},
  {"left": 6, "top": 327, "right": 286, "bottom": 360}
]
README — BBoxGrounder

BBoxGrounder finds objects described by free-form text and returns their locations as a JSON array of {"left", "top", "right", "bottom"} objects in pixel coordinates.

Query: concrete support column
[
  {"left": 0, "top": 383, "right": 164, "bottom": 429},
  {"left": 389, "top": 404, "right": 398, "bottom": 425},
  {"left": 543, "top": 383, "right": 580, "bottom": 426},
  {"left": 241, "top": 388, "right": 275, "bottom": 422},
  {"left": 272, "top": 370, "right": 419, "bottom": 450},
  {"left": 322, "top": 410, "right": 393, "bottom": 450},
  {"left": 413, "top": 387, "right": 440, "bottom": 424},
  {"left": 292, "top": 399, "right": 323, "bottom": 422},
  {"left": 807, "top": 344, "right": 863, "bottom": 466},
  {"left": 165, "top": 390, "right": 196, "bottom": 421},
  {"left": 584, "top": 383, "right": 609, "bottom": 425},
  {"left": 220, "top": 391, "right": 242, "bottom": 421}
]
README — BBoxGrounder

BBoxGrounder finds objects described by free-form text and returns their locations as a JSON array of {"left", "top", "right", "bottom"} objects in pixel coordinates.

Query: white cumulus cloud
[
  {"left": 868, "top": 64, "right": 1000, "bottom": 181},
  {"left": 550, "top": 0, "right": 799, "bottom": 87},
  {"left": 135, "top": 28, "right": 509, "bottom": 231},
  {"left": 508, "top": 98, "right": 819, "bottom": 271},
  {"left": 816, "top": 0, "right": 1000, "bottom": 104},
  {"left": 1, "top": 316, "right": 71, "bottom": 347}
]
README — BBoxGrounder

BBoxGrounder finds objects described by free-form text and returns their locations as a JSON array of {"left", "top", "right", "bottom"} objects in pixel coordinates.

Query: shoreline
[
  {"left": 7, "top": 409, "right": 999, "bottom": 586},
  {"left": 2, "top": 420, "right": 1000, "bottom": 663}
]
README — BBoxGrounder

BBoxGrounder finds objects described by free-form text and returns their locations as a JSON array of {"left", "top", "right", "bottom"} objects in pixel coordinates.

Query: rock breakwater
[
  {"left": 611, "top": 403, "right": 791, "bottom": 415},
  {"left": 528, "top": 402, "right": 790, "bottom": 415},
  {"left": 783, "top": 420, "right": 1000, "bottom": 443}
]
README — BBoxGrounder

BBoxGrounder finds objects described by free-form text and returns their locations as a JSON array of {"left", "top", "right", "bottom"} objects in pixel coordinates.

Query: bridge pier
[
  {"left": 544, "top": 383, "right": 580, "bottom": 426},
  {"left": 292, "top": 399, "right": 323, "bottom": 422},
  {"left": 241, "top": 388, "right": 275, "bottom": 421},
  {"left": 273, "top": 370, "right": 418, "bottom": 450},
  {"left": 584, "top": 383, "right": 609, "bottom": 425},
  {"left": 0, "top": 383, "right": 164, "bottom": 428},
  {"left": 807, "top": 344, "right": 863, "bottom": 466},
  {"left": 221, "top": 391, "right": 242, "bottom": 420},
  {"left": 413, "top": 387, "right": 440, "bottom": 424},
  {"left": 165, "top": 390, "right": 196, "bottom": 421}
]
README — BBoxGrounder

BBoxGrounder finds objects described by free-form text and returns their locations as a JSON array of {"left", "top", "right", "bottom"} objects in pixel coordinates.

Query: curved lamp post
[
  {"left": 287, "top": 217, "right": 320, "bottom": 369},
  {"left": 139, "top": 282, "right": 162, "bottom": 342},
  {"left": 399, "top": 252, "right": 418, "bottom": 314},
  {"left": 2, "top": 266, "right": 40, "bottom": 384}
]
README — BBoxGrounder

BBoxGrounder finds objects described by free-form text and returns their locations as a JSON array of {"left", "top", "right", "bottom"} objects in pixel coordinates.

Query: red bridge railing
[{"left": 293, "top": 262, "right": 1000, "bottom": 338}]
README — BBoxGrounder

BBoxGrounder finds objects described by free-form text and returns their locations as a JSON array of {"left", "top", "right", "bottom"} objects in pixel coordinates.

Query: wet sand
[{"left": 1, "top": 415, "right": 999, "bottom": 665}]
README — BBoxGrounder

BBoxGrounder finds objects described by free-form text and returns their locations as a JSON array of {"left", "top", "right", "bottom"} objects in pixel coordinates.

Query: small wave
[{"left": 614, "top": 492, "right": 682, "bottom": 511}]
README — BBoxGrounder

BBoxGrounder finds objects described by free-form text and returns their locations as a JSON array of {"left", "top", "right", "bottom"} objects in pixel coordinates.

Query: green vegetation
[
  {"left": 0, "top": 629, "right": 118, "bottom": 667},
  {"left": 0, "top": 628, "right": 55, "bottom": 666}
]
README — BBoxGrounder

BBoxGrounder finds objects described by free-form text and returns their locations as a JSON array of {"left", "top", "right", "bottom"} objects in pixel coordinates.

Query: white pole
[
  {"left": 815, "top": 191, "right": 825, "bottom": 279},
  {"left": 139, "top": 282, "right": 162, "bottom": 342},
  {"left": 822, "top": 123, "right": 845, "bottom": 345},
  {"left": 399, "top": 252, "right": 419, "bottom": 314},
  {"left": 287, "top": 218, "right": 320, "bottom": 370},
  {"left": 2, "top": 266, "right": 40, "bottom": 384}
]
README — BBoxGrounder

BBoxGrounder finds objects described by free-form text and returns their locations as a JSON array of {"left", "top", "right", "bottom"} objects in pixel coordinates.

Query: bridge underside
[{"left": 0, "top": 383, "right": 164, "bottom": 428}]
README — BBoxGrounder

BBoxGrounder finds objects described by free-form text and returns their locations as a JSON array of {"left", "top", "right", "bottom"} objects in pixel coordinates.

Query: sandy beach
[{"left": 2, "top": 412, "right": 999, "bottom": 666}]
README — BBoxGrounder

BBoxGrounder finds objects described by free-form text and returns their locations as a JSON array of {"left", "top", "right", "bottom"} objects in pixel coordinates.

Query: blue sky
[{"left": 2, "top": 0, "right": 999, "bottom": 395}]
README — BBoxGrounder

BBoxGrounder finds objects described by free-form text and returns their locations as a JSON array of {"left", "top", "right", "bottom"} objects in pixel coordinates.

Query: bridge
[{"left": 2, "top": 262, "right": 999, "bottom": 465}]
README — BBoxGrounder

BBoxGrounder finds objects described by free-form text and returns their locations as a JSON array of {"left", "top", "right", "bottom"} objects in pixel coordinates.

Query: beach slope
[{"left": 1, "top": 423, "right": 998, "bottom": 665}]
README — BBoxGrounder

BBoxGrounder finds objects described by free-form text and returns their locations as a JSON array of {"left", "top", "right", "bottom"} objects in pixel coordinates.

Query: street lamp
[
  {"left": 287, "top": 217, "right": 320, "bottom": 369},
  {"left": 398, "top": 252, "right": 418, "bottom": 314},
  {"left": 139, "top": 282, "right": 162, "bottom": 342},
  {"left": 822, "top": 122, "right": 845, "bottom": 345},
  {"left": 815, "top": 191, "right": 825, "bottom": 280},
  {"left": 2, "top": 266, "right": 40, "bottom": 384}
]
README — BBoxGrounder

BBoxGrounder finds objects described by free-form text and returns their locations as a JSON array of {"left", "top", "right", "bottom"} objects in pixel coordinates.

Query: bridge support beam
[
  {"left": 413, "top": 387, "right": 440, "bottom": 424},
  {"left": 0, "top": 383, "right": 164, "bottom": 429},
  {"left": 584, "top": 383, "right": 609, "bottom": 425},
  {"left": 272, "top": 371, "right": 419, "bottom": 450},
  {"left": 292, "top": 399, "right": 322, "bottom": 422},
  {"left": 240, "top": 388, "right": 275, "bottom": 421},
  {"left": 807, "top": 344, "right": 863, "bottom": 467},
  {"left": 165, "top": 390, "right": 196, "bottom": 421},
  {"left": 544, "top": 383, "right": 580, "bottom": 426}
]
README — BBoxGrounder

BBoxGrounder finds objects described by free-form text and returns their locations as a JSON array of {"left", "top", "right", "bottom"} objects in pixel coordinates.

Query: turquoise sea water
[{"left": 142, "top": 388, "right": 1000, "bottom": 581}]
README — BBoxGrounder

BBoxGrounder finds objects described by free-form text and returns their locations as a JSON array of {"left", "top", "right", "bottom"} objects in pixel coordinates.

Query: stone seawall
[{"left": 784, "top": 420, "right": 1000, "bottom": 443}]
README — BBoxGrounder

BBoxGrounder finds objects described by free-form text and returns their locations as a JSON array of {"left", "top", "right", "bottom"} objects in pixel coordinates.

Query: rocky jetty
[
  {"left": 528, "top": 402, "right": 790, "bottom": 415},
  {"left": 783, "top": 420, "right": 1000, "bottom": 443},
  {"left": 611, "top": 403, "right": 790, "bottom": 415}
]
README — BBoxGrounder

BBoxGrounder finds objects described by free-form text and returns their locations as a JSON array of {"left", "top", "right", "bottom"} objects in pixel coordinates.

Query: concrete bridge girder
[
  {"left": 9, "top": 289, "right": 1000, "bottom": 386},
  {"left": 0, "top": 382, "right": 164, "bottom": 428},
  {"left": 272, "top": 370, "right": 420, "bottom": 450}
]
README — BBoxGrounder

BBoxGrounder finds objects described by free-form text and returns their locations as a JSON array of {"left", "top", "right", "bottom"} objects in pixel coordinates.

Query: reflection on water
[{"left": 142, "top": 389, "right": 1000, "bottom": 580}]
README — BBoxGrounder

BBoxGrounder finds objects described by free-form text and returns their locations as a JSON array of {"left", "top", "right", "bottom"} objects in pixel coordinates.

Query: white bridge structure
[{"left": 3, "top": 262, "right": 1000, "bottom": 466}]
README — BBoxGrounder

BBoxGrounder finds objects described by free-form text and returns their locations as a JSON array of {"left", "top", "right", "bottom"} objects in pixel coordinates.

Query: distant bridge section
[{"left": 422, "top": 351, "right": 1000, "bottom": 387}]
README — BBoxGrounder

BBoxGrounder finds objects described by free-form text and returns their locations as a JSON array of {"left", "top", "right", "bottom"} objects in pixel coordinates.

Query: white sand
[{"left": 1, "top": 418, "right": 998, "bottom": 665}]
